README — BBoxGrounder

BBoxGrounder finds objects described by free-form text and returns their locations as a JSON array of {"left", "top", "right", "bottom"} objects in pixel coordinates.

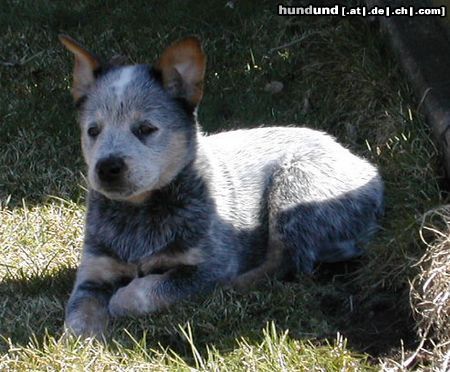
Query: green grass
[{"left": 0, "top": 0, "right": 444, "bottom": 369}]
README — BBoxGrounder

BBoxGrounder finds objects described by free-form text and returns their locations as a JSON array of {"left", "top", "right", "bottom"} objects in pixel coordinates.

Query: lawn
[{"left": 0, "top": 0, "right": 443, "bottom": 370}]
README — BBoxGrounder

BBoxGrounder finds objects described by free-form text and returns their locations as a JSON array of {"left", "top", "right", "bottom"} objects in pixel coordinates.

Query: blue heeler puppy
[{"left": 59, "top": 35, "right": 384, "bottom": 337}]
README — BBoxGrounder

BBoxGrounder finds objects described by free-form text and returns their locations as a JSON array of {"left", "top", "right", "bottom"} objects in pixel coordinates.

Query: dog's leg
[
  {"left": 231, "top": 238, "right": 285, "bottom": 290},
  {"left": 265, "top": 160, "right": 382, "bottom": 274},
  {"left": 65, "top": 252, "right": 137, "bottom": 337},
  {"left": 138, "top": 247, "right": 205, "bottom": 275},
  {"left": 108, "top": 266, "right": 215, "bottom": 317}
]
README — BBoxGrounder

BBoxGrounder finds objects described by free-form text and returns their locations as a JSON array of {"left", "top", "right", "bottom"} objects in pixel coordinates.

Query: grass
[
  {"left": 407, "top": 207, "right": 450, "bottom": 369},
  {"left": 0, "top": 0, "right": 444, "bottom": 369}
]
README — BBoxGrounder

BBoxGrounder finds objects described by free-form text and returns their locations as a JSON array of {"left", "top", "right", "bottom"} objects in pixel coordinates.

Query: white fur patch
[{"left": 111, "top": 66, "right": 135, "bottom": 98}]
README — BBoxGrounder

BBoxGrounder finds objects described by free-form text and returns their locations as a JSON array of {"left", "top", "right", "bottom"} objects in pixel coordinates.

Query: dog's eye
[
  {"left": 134, "top": 122, "right": 158, "bottom": 137},
  {"left": 87, "top": 126, "right": 100, "bottom": 138}
]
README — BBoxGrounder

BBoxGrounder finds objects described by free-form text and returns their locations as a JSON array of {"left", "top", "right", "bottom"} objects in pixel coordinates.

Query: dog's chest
[
  {"left": 86, "top": 191, "right": 210, "bottom": 262},
  {"left": 94, "top": 207, "right": 173, "bottom": 262}
]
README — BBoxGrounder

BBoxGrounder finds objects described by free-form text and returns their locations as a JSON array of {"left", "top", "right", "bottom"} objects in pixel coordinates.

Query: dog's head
[{"left": 60, "top": 35, "right": 206, "bottom": 203}]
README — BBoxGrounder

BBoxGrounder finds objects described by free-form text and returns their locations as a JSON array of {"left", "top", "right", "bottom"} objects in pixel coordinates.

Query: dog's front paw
[
  {"left": 109, "top": 276, "right": 164, "bottom": 318},
  {"left": 65, "top": 301, "right": 109, "bottom": 339},
  {"left": 108, "top": 283, "right": 147, "bottom": 317}
]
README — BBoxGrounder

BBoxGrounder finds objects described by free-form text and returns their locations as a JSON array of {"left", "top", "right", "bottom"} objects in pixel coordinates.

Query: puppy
[{"left": 59, "top": 35, "right": 384, "bottom": 337}]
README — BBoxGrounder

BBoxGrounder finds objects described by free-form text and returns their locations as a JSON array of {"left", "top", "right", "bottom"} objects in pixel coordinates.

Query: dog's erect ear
[
  {"left": 154, "top": 37, "right": 206, "bottom": 108},
  {"left": 59, "top": 35, "right": 101, "bottom": 102}
]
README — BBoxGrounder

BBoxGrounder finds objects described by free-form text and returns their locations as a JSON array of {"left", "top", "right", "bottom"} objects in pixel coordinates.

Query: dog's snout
[{"left": 96, "top": 156, "right": 127, "bottom": 183}]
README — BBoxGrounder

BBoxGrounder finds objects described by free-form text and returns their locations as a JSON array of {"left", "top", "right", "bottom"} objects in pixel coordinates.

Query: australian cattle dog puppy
[{"left": 59, "top": 35, "right": 384, "bottom": 337}]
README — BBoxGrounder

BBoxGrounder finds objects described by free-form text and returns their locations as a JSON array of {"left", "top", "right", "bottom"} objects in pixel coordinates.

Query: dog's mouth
[
  {"left": 91, "top": 181, "right": 133, "bottom": 199},
  {"left": 97, "top": 184, "right": 154, "bottom": 204},
  {"left": 90, "top": 172, "right": 132, "bottom": 198},
  {"left": 89, "top": 169, "right": 159, "bottom": 203},
  {"left": 98, "top": 188, "right": 130, "bottom": 200}
]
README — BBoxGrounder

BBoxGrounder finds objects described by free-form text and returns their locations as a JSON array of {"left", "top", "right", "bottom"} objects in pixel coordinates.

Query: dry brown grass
[{"left": 407, "top": 206, "right": 450, "bottom": 370}]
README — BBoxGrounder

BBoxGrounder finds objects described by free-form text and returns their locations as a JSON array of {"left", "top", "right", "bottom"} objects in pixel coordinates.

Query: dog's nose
[{"left": 96, "top": 156, "right": 127, "bottom": 183}]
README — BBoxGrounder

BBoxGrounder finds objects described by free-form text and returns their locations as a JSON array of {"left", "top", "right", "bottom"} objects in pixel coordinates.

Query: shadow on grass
[
  {"left": 314, "top": 262, "right": 417, "bottom": 356},
  {"left": 0, "top": 261, "right": 416, "bottom": 359},
  {"left": 0, "top": 267, "right": 75, "bottom": 352}
]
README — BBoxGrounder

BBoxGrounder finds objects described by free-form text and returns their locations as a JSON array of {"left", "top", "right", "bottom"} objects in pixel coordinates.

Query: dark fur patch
[{"left": 77, "top": 279, "right": 115, "bottom": 294}]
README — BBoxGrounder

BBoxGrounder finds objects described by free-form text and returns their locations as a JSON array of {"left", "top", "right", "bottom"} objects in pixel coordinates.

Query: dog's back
[{"left": 201, "top": 126, "right": 383, "bottom": 275}]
